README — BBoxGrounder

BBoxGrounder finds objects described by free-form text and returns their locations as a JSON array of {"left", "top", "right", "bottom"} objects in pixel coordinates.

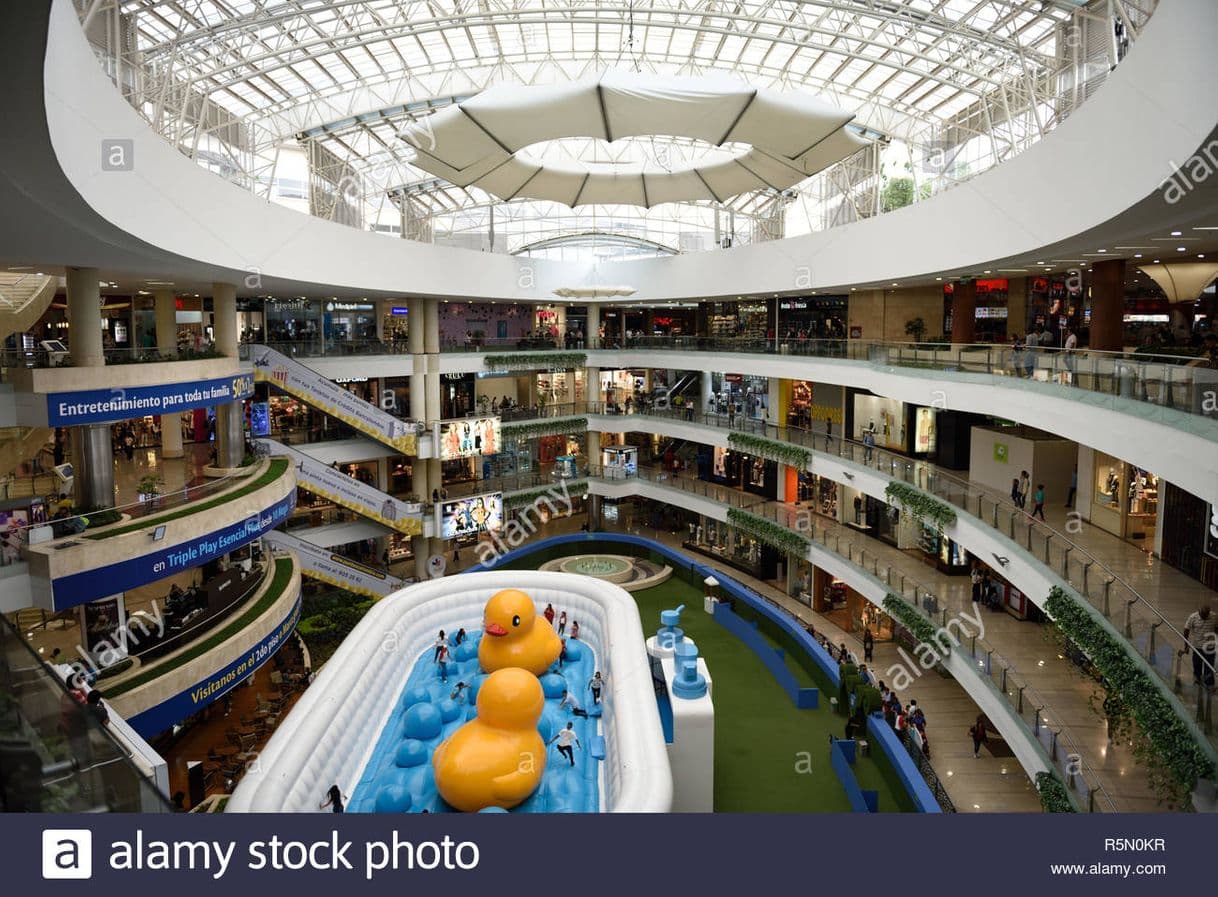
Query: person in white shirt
[
  {"left": 549, "top": 722, "right": 581, "bottom": 766},
  {"left": 432, "top": 630, "right": 448, "bottom": 663},
  {"left": 588, "top": 671, "right": 605, "bottom": 705},
  {"left": 1182, "top": 605, "right": 1217, "bottom": 690},
  {"left": 558, "top": 690, "right": 588, "bottom": 718}
]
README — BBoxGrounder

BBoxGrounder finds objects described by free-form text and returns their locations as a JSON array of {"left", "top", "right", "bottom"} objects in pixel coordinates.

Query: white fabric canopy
[{"left": 400, "top": 71, "right": 866, "bottom": 207}]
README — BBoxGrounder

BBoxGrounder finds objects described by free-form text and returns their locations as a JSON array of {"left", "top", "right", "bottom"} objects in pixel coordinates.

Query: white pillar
[
  {"left": 585, "top": 367, "right": 600, "bottom": 411},
  {"left": 587, "top": 430, "right": 601, "bottom": 470},
  {"left": 701, "top": 370, "right": 715, "bottom": 415},
  {"left": 212, "top": 282, "right": 243, "bottom": 468},
  {"left": 425, "top": 371, "right": 442, "bottom": 425},
  {"left": 407, "top": 298, "right": 424, "bottom": 355},
  {"left": 66, "top": 267, "right": 104, "bottom": 367},
  {"left": 154, "top": 289, "right": 184, "bottom": 459},
  {"left": 424, "top": 298, "right": 440, "bottom": 355},
  {"left": 586, "top": 303, "right": 601, "bottom": 348}
]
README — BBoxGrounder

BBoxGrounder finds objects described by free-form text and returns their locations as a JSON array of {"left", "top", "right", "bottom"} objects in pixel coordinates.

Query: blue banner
[
  {"left": 46, "top": 373, "right": 254, "bottom": 426},
  {"left": 51, "top": 491, "right": 296, "bottom": 609},
  {"left": 125, "top": 591, "right": 302, "bottom": 738}
]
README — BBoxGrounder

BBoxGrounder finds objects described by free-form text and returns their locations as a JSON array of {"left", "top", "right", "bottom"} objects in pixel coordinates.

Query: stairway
[
  {"left": 255, "top": 438, "right": 424, "bottom": 535},
  {"left": 264, "top": 530, "right": 402, "bottom": 599},
  {"left": 250, "top": 345, "right": 421, "bottom": 455},
  {"left": 0, "top": 273, "right": 57, "bottom": 343}
]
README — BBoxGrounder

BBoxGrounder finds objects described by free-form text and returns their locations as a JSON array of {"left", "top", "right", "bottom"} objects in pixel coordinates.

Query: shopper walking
[
  {"left": 1018, "top": 470, "right": 1030, "bottom": 509},
  {"left": 862, "top": 627, "right": 874, "bottom": 662},
  {"left": 1181, "top": 605, "right": 1217, "bottom": 691},
  {"left": 589, "top": 671, "right": 605, "bottom": 705},
  {"left": 1032, "top": 484, "right": 1046, "bottom": 520},
  {"left": 1065, "top": 467, "right": 1078, "bottom": 508},
  {"left": 968, "top": 715, "right": 988, "bottom": 759}
]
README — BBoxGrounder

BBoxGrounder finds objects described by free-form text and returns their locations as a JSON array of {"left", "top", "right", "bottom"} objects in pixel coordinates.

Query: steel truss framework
[{"left": 80, "top": 0, "right": 1157, "bottom": 255}]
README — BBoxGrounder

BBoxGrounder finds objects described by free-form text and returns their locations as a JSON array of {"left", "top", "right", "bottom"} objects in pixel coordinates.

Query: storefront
[
  {"left": 601, "top": 446, "right": 638, "bottom": 479},
  {"left": 536, "top": 368, "right": 585, "bottom": 408},
  {"left": 698, "top": 446, "right": 778, "bottom": 500},
  {"left": 599, "top": 369, "right": 648, "bottom": 406},
  {"left": 709, "top": 373, "right": 768, "bottom": 420},
  {"left": 1027, "top": 274, "right": 1082, "bottom": 339},
  {"left": 943, "top": 278, "right": 1010, "bottom": 342},
  {"left": 265, "top": 298, "right": 321, "bottom": 347},
  {"left": 237, "top": 297, "right": 266, "bottom": 345},
  {"left": 776, "top": 296, "right": 848, "bottom": 340},
  {"left": 848, "top": 390, "right": 939, "bottom": 457},
  {"left": 917, "top": 524, "right": 971, "bottom": 575},
  {"left": 704, "top": 300, "right": 771, "bottom": 341},
  {"left": 323, "top": 300, "right": 377, "bottom": 344},
  {"left": 440, "top": 373, "right": 477, "bottom": 419},
  {"left": 682, "top": 514, "right": 781, "bottom": 581},
  {"left": 793, "top": 471, "right": 838, "bottom": 519},
  {"left": 1090, "top": 451, "right": 1160, "bottom": 547}
]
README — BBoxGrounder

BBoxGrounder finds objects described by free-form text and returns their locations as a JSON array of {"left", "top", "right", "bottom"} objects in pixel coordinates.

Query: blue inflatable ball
[
  {"left": 375, "top": 784, "right": 412, "bottom": 813},
  {"left": 395, "top": 739, "right": 428, "bottom": 768},
  {"left": 467, "top": 673, "right": 489, "bottom": 704},
  {"left": 403, "top": 686, "right": 431, "bottom": 709},
  {"left": 453, "top": 640, "right": 478, "bottom": 663},
  {"left": 537, "top": 706, "right": 562, "bottom": 742},
  {"left": 563, "top": 640, "right": 584, "bottom": 662},
  {"left": 403, "top": 702, "right": 443, "bottom": 740},
  {"left": 478, "top": 806, "right": 509, "bottom": 814},
  {"left": 539, "top": 673, "right": 567, "bottom": 699},
  {"left": 378, "top": 767, "right": 411, "bottom": 790},
  {"left": 437, "top": 697, "right": 462, "bottom": 723}
]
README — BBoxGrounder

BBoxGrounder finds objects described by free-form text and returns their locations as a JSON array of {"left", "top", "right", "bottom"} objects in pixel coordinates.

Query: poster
[
  {"left": 915, "top": 407, "right": 937, "bottom": 454},
  {"left": 1206, "top": 504, "right": 1218, "bottom": 559},
  {"left": 436, "top": 417, "right": 501, "bottom": 460},
  {"left": 437, "top": 492, "right": 504, "bottom": 540}
]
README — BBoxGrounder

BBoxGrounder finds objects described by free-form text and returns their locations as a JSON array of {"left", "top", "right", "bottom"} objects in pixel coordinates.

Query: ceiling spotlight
[
  {"left": 1134, "top": 253, "right": 1142, "bottom": 258},
  {"left": 1171, "top": 230, "right": 1182, "bottom": 236},
  {"left": 1178, "top": 247, "right": 1187, "bottom": 252}
]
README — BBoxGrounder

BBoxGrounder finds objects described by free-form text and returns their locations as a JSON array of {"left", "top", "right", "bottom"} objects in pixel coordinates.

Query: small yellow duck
[
  {"left": 432, "top": 667, "right": 547, "bottom": 812},
  {"left": 478, "top": 588, "right": 561, "bottom": 676}
]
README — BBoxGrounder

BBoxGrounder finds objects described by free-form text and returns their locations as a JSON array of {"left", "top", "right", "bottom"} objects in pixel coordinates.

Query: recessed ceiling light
[
  {"left": 1097, "top": 249, "right": 1107, "bottom": 253},
  {"left": 983, "top": 270, "right": 991, "bottom": 274},
  {"left": 1153, "top": 259, "right": 1160, "bottom": 263},
  {"left": 935, "top": 277, "right": 942, "bottom": 281},
  {"left": 1134, "top": 253, "right": 1142, "bottom": 258},
  {"left": 1171, "top": 230, "right": 1182, "bottom": 236},
  {"left": 1199, "top": 254, "right": 1206, "bottom": 259},
  {"left": 1178, "top": 247, "right": 1187, "bottom": 252}
]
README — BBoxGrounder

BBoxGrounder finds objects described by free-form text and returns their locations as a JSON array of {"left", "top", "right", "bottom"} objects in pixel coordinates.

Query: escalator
[
  {"left": 264, "top": 530, "right": 402, "bottom": 599},
  {"left": 250, "top": 345, "right": 420, "bottom": 455},
  {"left": 255, "top": 438, "right": 424, "bottom": 536}
]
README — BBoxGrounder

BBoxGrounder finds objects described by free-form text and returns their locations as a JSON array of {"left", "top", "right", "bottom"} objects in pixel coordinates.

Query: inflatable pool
[
  {"left": 228, "top": 571, "right": 672, "bottom": 812},
  {"left": 346, "top": 631, "right": 601, "bottom": 813}
]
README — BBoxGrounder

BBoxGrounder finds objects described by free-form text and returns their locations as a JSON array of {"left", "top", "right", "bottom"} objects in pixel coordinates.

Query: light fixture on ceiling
[{"left": 1171, "top": 230, "right": 1182, "bottom": 236}]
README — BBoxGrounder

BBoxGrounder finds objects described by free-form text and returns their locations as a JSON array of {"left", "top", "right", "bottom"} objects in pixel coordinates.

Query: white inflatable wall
[{"left": 228, "top": 571, "right": 672, "bottom": 812}]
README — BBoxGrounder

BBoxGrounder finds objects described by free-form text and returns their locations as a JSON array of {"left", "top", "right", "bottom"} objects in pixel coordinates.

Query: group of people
[
  {"left": 1008, "top": 469, "right": 1047, "bottom": 520},
  {"left": 1009, "top": 326, "right": 1079, "bottom": 379},
  {"left": 969, "top": 565, "right": 1006, "bottom": 611},
  {"left": 432, "top": 628, "right": 468, "bottom": 684}
]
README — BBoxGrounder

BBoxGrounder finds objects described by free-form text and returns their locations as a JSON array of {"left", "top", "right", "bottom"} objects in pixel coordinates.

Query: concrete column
[
  {"left": 701, "top": 370, "right": 715, "bottom": 415},
  {"left": 584, "top": 367, "right": 600, "bottom": 410},
  {"left": 586, "top": 430, "right": 601, "bottom": 471},
  {"left": 71, "top": 424, "right": 115, "bottom": 509},
  {"left": 412, "top": 457, "right": 430, "bottom": 500},
  {"left": 154, "top": 289, "right": 184, "bottom": 459},
  {"left": 410, "top": 372, "right": 426, "bottom": 422},
  {"left": 586, "top": 303, "right": 601, "bottom": 348},
  {"left": 66, "top": 268, "right": 113, "bottom": 507},
  {"left": 950, "top": 280, "right": 977, "bottom": 343},
  {"left": 588, "top": 493, "right": 602, "bottom": 531},
  {"left": 212, "top": 283, "right": 244, "bottom": 468},
  {"left": 66, "top": 267, "right": 104, "bottom": 367},
  {"left": 425, "top": 371, "right": 442, "bottom": 424},
  {"left": 1089, "top": 259, "right": 1126, "bottom": 351},
  {"left": 407, "top": 298, "right": 424, "bottom": 355},
  {"left": 423, "top": 298, "right": 440, "bottom": 354},
  {"left": 412, "top": 535, "right": 430, "bottom": 579}
]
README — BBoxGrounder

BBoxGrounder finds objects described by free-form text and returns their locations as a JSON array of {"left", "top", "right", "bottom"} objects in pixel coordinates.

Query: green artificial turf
[
  {"left": 87, "top": 459, "right": 290, "bottom": 540},
  {"left": 502, "top": 555, "right": 911, "bottom": 813}
]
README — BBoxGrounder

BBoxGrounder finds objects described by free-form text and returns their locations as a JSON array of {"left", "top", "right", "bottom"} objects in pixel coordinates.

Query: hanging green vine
[
  {"left": 1034, "top": 772, "right": 1077, "bottom": 813},
  {"left": 504, "top": 481, "right": 589, "bottom": 509},
  {"left": 484, "top": 352, "right": 587, "bottom": 370},
  {"left": 725, "top": 507, "right": 811, "bottom": 557},
  {"left": 881, "top": 593, "right": 943, "bottom": 653},
  {"left": 726, "top": 431, "right": 811, "bottom": 468},
  {"left": 1045, "top": 586, "right": 1213, "bottom": 807},
  {"left": 501, "top": 417, "right": 588, "bottom": 441},
  {"left": 883, "top": 481, "right": 957, "bottom": 532}
]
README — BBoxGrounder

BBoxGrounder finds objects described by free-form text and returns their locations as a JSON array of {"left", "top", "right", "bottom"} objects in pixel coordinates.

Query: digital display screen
[
  {"left": 250, "top": 402, "right": 271, "bottom": 437},
  {"left": 437, "top": 492, "right": 504, "bottom": 540},
  {"left": 436, "top": 417, "right": 501, "bottom": 460}
]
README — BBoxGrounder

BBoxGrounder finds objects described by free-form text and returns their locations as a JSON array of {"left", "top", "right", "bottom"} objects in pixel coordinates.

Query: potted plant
[
  {"left": 904, "top": 316, "right": 927, "bottom": 344},
  {"left": 137, "top": 474, "right": 163, "bottom": 507}
]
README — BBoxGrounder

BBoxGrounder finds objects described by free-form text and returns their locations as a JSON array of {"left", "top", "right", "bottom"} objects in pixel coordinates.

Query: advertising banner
[
  {"left": 435, "top": 416, "right": 501, "bottom": 459},
  {"left": 264, "top": 531, "right": 401, "bottom": 599},
  {"left": 45, "top": 374, "right": 254, "bottom": 426},
  {"left": 50, "top": 492, "right": 297, "bottom": 610},
  {"left": 437, "top": 492, "right": 503, "bottom": 540},
  {"left": 251, "top": 345, "right": 418, "bottom": 454},
  {"left": 125, "top": 592, "right": 301, "bottom": 738},
  {"left": 258, "top": 439, "right": 423, "bottom": 535}
]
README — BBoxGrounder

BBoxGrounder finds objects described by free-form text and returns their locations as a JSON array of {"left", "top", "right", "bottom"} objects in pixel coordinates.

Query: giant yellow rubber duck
[
  {"left": 432, "top": 667, "right": 546, "bottom": 812},
  {"left": 478, "top": 588, "right": 561, "bottom": 675}
]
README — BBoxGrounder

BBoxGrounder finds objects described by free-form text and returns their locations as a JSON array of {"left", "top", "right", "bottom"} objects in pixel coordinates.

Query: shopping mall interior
[{"left": 1, "top": 0, "right": 1217, "bottom": 817}]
